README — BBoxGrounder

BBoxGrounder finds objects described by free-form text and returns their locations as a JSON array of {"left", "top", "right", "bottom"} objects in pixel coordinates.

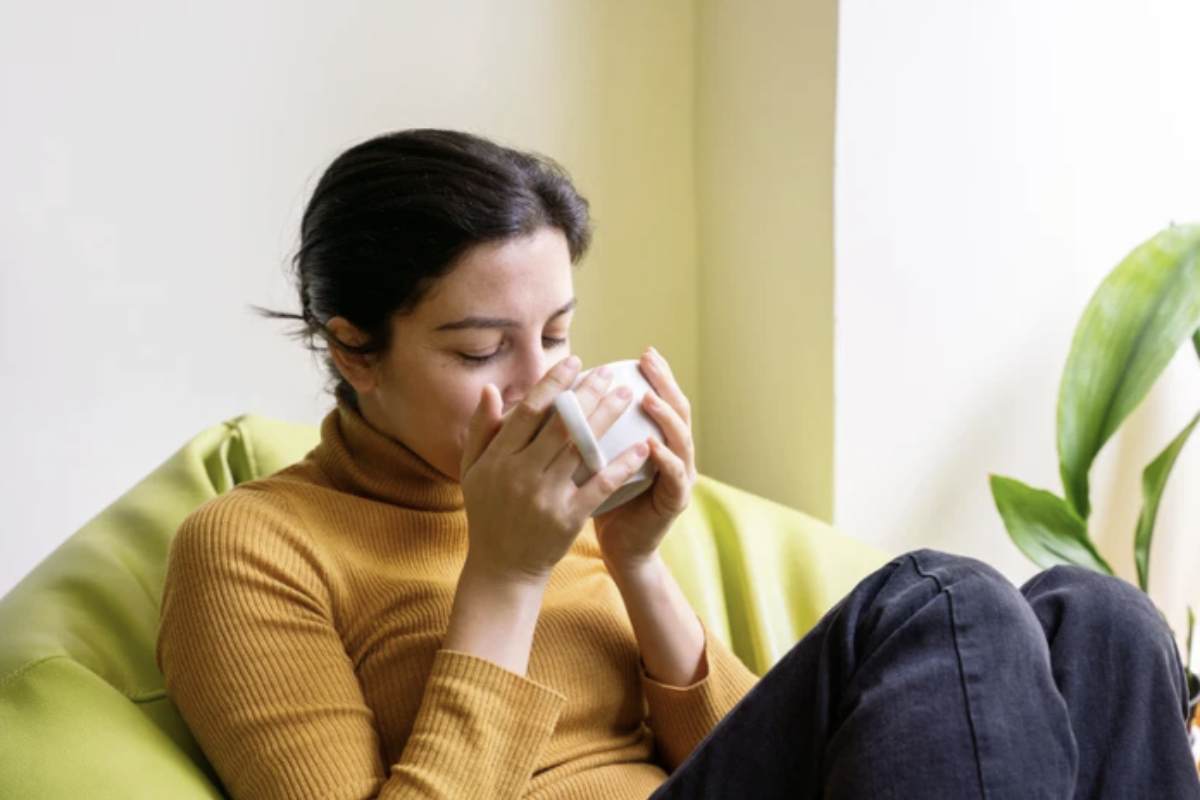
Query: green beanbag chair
[{"left": 0, "top": 413, "right": 887, "bottom": 798}]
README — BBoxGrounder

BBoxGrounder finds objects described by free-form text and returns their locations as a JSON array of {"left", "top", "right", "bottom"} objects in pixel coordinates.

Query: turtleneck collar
[{"left": 310, "top": 396, "right": 465, "bottom": 512}]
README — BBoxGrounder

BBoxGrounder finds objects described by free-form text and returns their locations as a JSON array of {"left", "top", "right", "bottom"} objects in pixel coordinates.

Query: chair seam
[
  {"left": 220, "top": 416, "right": 260, "bottom": 484},
  {"left": 239, "top": 418, "right": 261, "bottom": 479},
  {"left": 0, "top": 654, "right": 66, "bottom": 694},
  {"left": 0, "top": 654, "right": 165, "bottom": 702}
]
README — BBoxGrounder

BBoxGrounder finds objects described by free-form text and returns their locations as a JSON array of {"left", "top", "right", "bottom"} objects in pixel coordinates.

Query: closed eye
[{"left": 458, "top": 336, "right": 567, "bottom": 366}]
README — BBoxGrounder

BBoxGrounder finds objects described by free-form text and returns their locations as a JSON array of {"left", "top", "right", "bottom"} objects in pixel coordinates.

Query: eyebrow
[{"left": 434, "top": 297, "right": 578, "bottom": 332}]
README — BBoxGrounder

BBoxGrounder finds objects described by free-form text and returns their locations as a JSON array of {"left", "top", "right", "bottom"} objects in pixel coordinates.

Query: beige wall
[
  {"left": 0, "top": 0, "right": 701, "bottom": 593},
  {"left": 694, "top": 0, "right": 839, "bottom": 521},
  {"left": 565, "top": 3, "right": 700, "bottom": 424},
  {"left": 4, "top": 0, "right": 849, "bottom": 598}
]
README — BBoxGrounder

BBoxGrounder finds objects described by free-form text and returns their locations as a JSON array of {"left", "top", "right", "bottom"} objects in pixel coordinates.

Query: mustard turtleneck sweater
[{"left": 156, "top": 397, "right": 760, "bottom": 799}]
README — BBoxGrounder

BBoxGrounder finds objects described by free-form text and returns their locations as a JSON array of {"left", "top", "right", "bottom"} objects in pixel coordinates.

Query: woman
[{"left": 156, "top": 128, "right": 1199, "bottom": 799}]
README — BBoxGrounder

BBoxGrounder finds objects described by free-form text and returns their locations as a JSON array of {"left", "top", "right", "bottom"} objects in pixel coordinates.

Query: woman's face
[{"left": 330, "top": 225, "right": 577, "bottom": 482}]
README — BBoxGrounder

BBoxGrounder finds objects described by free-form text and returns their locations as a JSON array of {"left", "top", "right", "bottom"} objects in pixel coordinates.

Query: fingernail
[
  {"left": 566, "top": 355, "right": 581, "bottom": 369},
  {"left": 634, "top": 441, "right": 649, "bottom": 457},
  {"left": 616, "top": 384, "right": 632, "bottom": 400}
]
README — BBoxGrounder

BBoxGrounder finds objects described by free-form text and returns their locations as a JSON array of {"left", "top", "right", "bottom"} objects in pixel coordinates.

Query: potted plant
[{"left": 988, "top": 223, "right": 1200, "bottom": 764}]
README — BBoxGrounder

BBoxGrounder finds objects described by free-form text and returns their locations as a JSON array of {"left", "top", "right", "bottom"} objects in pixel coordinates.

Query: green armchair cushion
[{"left": 0, "top": 413, "right": 887, "bottom": 798}]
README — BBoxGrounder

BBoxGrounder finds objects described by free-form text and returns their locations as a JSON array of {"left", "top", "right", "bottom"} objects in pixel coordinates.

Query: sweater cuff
[
  {"left": 638, "top": 615, "right": 758, "bottom": 773},
  {"left": 382, "top": 648, "right": 567, "bottom": 799}
]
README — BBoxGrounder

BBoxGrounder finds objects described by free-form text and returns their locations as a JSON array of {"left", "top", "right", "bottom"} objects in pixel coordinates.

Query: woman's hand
[
  {"left": 594, "top": 346, "right": 697, "bottom": 575},
  {"left": 459, "top": 355, "right": 652, "bottom": 586}
]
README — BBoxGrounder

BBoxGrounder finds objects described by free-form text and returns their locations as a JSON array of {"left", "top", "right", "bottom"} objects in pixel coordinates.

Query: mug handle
[{"left": 552, "top": 390, "right": 608, "bottom": 475}]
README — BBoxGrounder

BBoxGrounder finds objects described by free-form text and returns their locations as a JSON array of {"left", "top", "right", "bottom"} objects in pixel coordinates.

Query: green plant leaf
[
  {"left": 1134, "top": 410, "right": 1200, "bottom": 591},
  {"left": 989, "top": 474, "right": 1114, "bottom": 574},
  {"left": 1058, "top": 224, "right": 1200, "bottom": 519},
  {"left": 1194, "top": 328, "right": 1200, "bottom": 361},
  {"left": 1188, "top": 606, "right": 1195, "bottom": 680},
  {"left": 1188, "top": 607, "right": 1199, "bottom": 716}
]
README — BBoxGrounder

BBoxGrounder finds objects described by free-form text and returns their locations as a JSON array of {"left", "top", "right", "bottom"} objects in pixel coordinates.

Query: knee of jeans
[
  {"left": 904, "top": 549, "right": 1044, "bottom": 638},
  {"left": 1026, "top": 565, "right": 1173, "bottom": 653},
  {"left": 904, "top": 548, "right": 1015, "bottom": 593}
]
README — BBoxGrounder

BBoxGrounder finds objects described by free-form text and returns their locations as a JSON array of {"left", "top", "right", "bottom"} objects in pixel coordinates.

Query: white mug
[{"left": 553, "top": 359, "right": 666, "bottom": 516}]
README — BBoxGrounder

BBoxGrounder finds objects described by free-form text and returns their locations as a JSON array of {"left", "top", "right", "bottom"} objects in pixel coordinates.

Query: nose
[{"left": 501, "top": 345, "right": 561, "bottom": 413}]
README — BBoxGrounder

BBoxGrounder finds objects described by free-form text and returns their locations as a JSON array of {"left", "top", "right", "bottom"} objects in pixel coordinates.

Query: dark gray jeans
[{"left": 648, "top": 548, "right": 1199, "bottom": 799}]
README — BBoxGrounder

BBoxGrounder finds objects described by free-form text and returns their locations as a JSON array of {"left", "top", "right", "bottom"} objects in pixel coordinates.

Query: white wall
[
  {"left": 0, "top": 0, "right": 700, "bottom": 594},
  {"left": 835, "top": 0, "right": 1200, "bottom": 639}
]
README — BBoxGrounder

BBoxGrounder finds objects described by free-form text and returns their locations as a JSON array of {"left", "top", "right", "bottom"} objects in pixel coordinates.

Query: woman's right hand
[{"left": 458, "top": 354, "right": 652, "bottom": 585}]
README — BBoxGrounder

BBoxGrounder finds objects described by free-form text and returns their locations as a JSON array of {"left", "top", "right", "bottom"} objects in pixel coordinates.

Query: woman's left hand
[{"left": 594, "top": 346, "right": 697, "bottom": 574}]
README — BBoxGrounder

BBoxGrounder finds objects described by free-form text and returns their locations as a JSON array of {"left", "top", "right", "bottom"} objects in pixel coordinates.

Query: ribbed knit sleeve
[
  {"left": 638, "top": 614, "right": 760, "bottom": 773},
  {"left": 386, "top": 649, "right": 566, "bottom": 798},
  {"left": 156, "top": 489, "right": 567, "bottom": 800}
]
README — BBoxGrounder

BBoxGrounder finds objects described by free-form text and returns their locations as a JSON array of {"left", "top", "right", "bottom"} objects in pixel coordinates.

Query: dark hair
[{"left": 252, "top": 128, "right": 594, "bottom": 411}]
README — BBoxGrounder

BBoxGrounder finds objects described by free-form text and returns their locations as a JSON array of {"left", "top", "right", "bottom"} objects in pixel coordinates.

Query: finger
[
  {"left": 491, "top": 355, "right": 582, "bottom": 454},
  {"left": 461, "top": 383, "right": 501, "bottom": 474},
  {"left": 544, "top": 382, "right": 636, "bottom": 477},
  {"left": 572, "top": 364, "right": 617, "bottom": 414},
  {"left": 646, "top": 437, "right": 692, "bottom": 514},
  {"left": 640, "top": 347, "right": 691, "bottom": 425},
  {"left": 526, "top": 363, "right": 616, "bottom": 467},
  {"left": 640, "top": 389, "right": 696, "bottom": 477},
  {"left": 572, "top": 440, "right": 652, "bottom": 516}
]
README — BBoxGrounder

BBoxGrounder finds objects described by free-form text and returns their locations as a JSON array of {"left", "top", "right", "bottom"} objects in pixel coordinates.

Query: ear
[{"left": 325, "top": 316, "right": 380, "bottom": 394}]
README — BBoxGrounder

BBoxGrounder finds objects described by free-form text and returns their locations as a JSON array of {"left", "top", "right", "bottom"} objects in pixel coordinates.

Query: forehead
[{"left": 420, "top": 228, "right": 574, "bottom": 319}]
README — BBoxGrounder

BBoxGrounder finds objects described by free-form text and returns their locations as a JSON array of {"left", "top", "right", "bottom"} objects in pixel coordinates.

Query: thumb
[{"left": 461, "top": 383, "right": 502, "bottom": 475}]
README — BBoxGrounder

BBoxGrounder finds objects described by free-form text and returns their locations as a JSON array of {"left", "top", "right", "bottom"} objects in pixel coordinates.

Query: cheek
[{"left": 405, "top": 366, "right": 481, "bottom": 433}]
